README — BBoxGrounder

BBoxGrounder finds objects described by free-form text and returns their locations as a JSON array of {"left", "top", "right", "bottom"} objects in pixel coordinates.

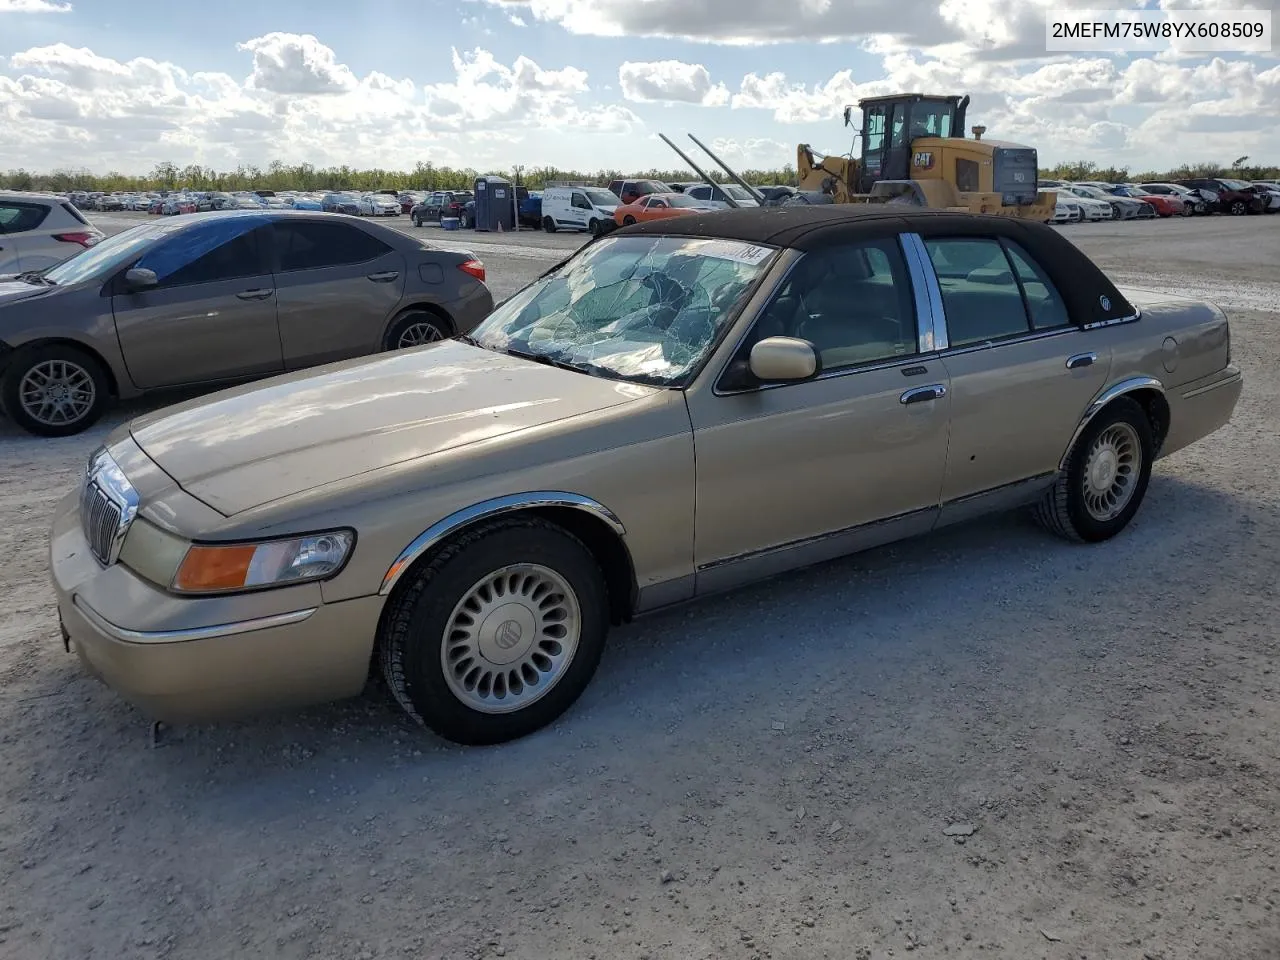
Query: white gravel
[{"left": 0, "top": 213, "right": 1278, "bottom": 960}]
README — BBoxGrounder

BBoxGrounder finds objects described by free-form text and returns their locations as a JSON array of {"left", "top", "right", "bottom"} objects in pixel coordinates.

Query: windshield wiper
[
  {"left": 15, "top": 271, "right": 56, "bottom": 286},
  {"left": 502, "top": 345, "right": 586, "bottom": 374}
]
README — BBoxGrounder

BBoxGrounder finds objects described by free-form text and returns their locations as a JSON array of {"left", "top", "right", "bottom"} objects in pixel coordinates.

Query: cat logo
[{"left": 912, "top": 151, "right": 934, "bottom": 170}]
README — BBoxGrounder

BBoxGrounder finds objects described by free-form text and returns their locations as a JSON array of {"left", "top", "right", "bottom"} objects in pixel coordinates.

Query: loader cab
[{"left": 850, "top": 94, "right": 969, "bottom": 192}]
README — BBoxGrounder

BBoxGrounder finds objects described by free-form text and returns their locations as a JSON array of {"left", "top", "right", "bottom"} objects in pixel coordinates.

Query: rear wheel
[
  {"left": 1035, "top": 397, "right": 1154, "bottom": 543},
  {"left": 542, "top": 216, "right": 556, "bottom": 233},
  {"left": 378, "top": 517, "right": 610, "bottom": 745},
  {"left": 385, "top": 310, "right": 450, "bottom": 350},
  {"left": 0, "top": 343, "right": 110, "bottom": 437}
]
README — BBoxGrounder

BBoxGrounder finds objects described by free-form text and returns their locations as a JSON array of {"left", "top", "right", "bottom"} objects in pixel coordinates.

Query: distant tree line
[
  {"left": 1040, "top": 157, "right": 1278, "bottom": 183},
  {"left": 0, "top": 160, "right": 802, "bottom": 194},
  {"left": 1, "top": 156, "right": 1276, "bottom": 194}
]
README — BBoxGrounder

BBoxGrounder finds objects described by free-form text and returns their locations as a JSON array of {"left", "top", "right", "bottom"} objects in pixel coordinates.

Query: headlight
[{"left": 171, "top": 530, "right": 355, "bottom": 594}]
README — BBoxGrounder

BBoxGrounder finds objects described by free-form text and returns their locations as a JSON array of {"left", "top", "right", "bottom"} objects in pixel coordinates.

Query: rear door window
[
  {"left": 1002, "top": 241, "right": 1071, "bottom": 330},
  {"left": 0, "top": 202, "right": 50, "bottom": 233},
  {"left": 273, "top": 220, "right": 393, "bottom": 271},
  {"left": 924, "top": 238, "right": 1031, "bottom": 346}
]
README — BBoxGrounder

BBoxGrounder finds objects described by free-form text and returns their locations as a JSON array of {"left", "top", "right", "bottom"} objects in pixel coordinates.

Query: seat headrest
[{"left": 967, "top": 268, "right": 1014, "bottom": 285}]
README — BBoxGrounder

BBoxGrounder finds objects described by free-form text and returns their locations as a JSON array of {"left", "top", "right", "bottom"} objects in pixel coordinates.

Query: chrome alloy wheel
[
  {"left": 1082, "top": 422, "right": 1141, "bottom": 522},
  {"left": 441, "top": 564, "right": 581, "bottom": 714},
  {"left": 396, "top": 321, "right": 444, "bottom": 348},
  {"left": 18, "top": 359, "right": 96, "bottom": 427}
]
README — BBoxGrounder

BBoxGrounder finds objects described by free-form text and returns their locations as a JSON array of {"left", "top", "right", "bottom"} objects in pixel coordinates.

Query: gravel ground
[{"left": 1, "top": 213, "right": 1278, "bottom": 960}]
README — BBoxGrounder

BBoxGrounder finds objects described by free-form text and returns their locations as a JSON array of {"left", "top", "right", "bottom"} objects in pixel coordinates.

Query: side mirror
[
  {"left": 124, "top": 268, "right": 158, "bottom": 290},
  {"left": 748, "top": 336, "right": 820, "bottom": 382}
]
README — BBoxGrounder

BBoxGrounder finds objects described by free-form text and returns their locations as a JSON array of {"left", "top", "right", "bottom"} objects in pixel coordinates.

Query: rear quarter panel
[
  {"left": 1105, "top": 293, "right": 1230, "bottom": 391},
  {"left": 1096, "top": 291, "right": 1239, "bottom": 458}
]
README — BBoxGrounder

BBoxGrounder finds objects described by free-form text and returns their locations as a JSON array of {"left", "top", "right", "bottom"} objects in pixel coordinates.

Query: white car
[
  {"left": 680, "top": 182, "right": 760, "bottom": 209},
  {"left": 1064, "top": 185, "right": 1116, "bottom": 221},
  {"left": 0, "top": 191, "right": 105, "bottom": 274},
  {"left": 1049, "top": 198, "right": 1077, "bottom": 224},
  {"left": 365, "top": 194, "right": 401, "bottom": 216},
  {"left": 1250, "top": 182, "right": 1280, "bottom": 213}
]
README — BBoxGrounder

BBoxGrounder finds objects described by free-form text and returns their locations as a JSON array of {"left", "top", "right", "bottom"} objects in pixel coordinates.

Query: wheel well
[
  {"left": 373, "top": 504, "right": 638, "bottom": 668},
  {"left": 529, "top": 505, "right": 637, "bottom": 625},
  {"left": 1120, "top": 387, "right": 1170, "bottom": 455},
  {"left": 1085, "top": 388, "right": 1169, "bottom": 456},
  {"left": 6, "top": 338, "right": 120, "bottom": 397},
  {"left": 384, "top": 303, "right": 455, "bottom": 345}
]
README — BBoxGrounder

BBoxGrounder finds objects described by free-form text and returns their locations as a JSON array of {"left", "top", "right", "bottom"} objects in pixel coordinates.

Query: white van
[
  {"left": 681, "top": 183, "right": 760, "bottom": 209},
  {"left": 540, "top": 185, "right": 621, "bottom": 236}
]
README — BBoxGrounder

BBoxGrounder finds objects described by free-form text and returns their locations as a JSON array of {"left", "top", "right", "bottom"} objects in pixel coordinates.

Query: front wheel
[
  {"left": 1230, "top": 199, "right": 1247, "bottom": 216},
  {"left": 1034, "top": 397, "right": 1154, "bottom": 543},
  {"left": 589, "top": 218, "right": 603, "bottom": 237},
  {"left": 378, "top": 517, "right": 610, "bottom": 745},
  {"left": 0, "top": 344, "right": 110, "bottom": 437},
  {"left": 622, "top": 215, "right": 636, "bottom": 226}
]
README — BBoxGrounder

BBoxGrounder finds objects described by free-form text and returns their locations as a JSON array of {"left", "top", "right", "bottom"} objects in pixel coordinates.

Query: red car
[{"left": 1111, "top": 185, "right": 1183, "bottom": 217}]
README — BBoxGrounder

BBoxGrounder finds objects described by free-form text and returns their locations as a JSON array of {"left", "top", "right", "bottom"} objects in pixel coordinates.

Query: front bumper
[{"left": 49, "top": 490, "right": 383, "bottom": 724}]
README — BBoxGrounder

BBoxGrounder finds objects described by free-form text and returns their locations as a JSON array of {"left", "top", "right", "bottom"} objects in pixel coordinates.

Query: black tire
[
  {"left": 412, "top": 216, "right": 422, "bottom": 227},
  {"left": 0, "top": 343, "right": 110, "bottom": 437},
  {"left": 622, "top": 215, "right": 636, "bottom": 226},
  {"left": 384, "top": 310, "right": 450, "bottom": 350},
  {"left": 588, "top": 218, "right": 602, "bottom": 238},
  {"left": 542, "top": 216, "right": 557, "bottom": 234},
  {"left": 379, "top": 517, "right": 610, "bottom": 745},
  {"left": 1034, "top": 397, "right": 1154, "bottom": 543},
  {"left": 1229, "top": 199, "right": 1247, "bottom": 216}
]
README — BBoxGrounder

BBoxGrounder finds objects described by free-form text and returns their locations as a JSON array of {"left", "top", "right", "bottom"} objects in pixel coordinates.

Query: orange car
[{"left": 613, "top": 192, "right": 716, "bottom": 226}]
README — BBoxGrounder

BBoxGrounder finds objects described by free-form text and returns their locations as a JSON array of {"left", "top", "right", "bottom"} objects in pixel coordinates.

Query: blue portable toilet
[{"left": 473, "top": 176, "right": 516, "bottom": 232}]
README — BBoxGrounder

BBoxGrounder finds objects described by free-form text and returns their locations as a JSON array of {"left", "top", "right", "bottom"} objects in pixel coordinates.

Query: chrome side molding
[{"left": 379, "top": 492, "right": 627, "bottom": 596}]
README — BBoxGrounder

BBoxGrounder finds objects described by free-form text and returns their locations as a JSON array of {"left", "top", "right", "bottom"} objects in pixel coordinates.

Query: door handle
[
  {"left": 900, "top": 384, "right": 947, "bottom": 405},
  {"left": 1066, "top": 352, "right": 1097, "bottom": 370},
  {"left": 367, "top": 271, "right": 400, "bottom": 283},
  {"left": 236, "top": 288, "right": 274, "bottom": 300}
]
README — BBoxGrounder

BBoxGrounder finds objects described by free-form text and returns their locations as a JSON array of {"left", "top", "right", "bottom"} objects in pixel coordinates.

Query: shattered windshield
[{"left": 469, "top": 235, "right": 778, "bottom": 387}]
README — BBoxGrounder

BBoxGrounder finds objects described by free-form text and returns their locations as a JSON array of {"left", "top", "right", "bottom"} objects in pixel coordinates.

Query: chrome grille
[{"left": 80, "top": 479, "right": 123, "bottom": 566}]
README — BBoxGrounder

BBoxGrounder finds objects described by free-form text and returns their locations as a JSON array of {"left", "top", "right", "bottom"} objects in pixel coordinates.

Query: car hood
[
  {"left": 126, "top": 341, "right": 656, "bottom": 516},
  {"left": 0, "top": 279, "right": 60, "bottom": 306}
]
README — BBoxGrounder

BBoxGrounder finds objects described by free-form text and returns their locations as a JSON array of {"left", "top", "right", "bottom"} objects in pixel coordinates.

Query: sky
[{"left": 0, "top": 0, "right": 1276, "bottom": 177}]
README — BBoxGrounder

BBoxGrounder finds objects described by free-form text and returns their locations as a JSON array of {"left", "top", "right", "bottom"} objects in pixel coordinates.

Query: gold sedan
[{"left": 49, "top": 206, "right": 1243, "bottom": 745}]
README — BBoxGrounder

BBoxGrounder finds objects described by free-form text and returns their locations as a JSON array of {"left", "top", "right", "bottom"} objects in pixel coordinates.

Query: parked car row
[{"left": 1043, "top": 177, "right": 1280, "bottom": 224}]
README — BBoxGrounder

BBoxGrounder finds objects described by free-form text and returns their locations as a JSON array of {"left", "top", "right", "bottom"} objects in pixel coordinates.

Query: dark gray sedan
[{"left": 0, "top": 210, "right": 494, "bottom": 436}]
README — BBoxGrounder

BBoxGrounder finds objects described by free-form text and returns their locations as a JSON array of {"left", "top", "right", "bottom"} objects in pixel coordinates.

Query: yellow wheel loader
[{"left": 796, "top": 93, "right": 1057, "bottom": 220}]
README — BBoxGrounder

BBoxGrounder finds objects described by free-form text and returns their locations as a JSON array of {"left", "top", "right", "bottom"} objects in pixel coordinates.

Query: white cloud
[
  {"left": 508, "top": 12, "right": 526, "bottom": 25},
  {"left": 0, "top": 38, "right": 638, "bottom": 173},
  {"left": 618, "top": 60, "right": 729, "bottom": 106},
  {"left": 0, "top": 0, "right": 71, "bottom": 11},
  {"left": 237, "top": 33, "right": 358, "bottom": 94}
]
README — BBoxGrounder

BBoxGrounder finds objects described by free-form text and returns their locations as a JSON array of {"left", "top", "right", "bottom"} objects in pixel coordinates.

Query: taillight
[
  {"left": 458, "top": 259, "right": 486, "bottom": 282},
  {"left": 54, "top": 232, "right": 101, "bottom": 247}
]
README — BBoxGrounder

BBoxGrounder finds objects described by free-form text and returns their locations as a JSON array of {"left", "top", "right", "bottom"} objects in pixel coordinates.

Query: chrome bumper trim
[
  {"left": 1181, "top": 369, "right": 1243, "bottom": 400},
  {"left": 70, "top": 596, "right": 318, "bottom": 645}
]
